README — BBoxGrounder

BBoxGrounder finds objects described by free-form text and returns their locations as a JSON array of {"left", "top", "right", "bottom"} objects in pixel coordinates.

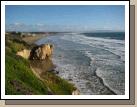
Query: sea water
[{"left": 36, "top": 32, "right": 125, "bottom": 95}]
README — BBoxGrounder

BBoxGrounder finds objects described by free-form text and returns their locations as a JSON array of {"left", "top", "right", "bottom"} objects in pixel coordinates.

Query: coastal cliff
[{"left": 5, "top": 33, "right": 78, "bottom": 95}]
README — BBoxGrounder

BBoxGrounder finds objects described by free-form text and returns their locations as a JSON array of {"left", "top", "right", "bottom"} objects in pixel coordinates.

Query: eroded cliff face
[
  {"left": 16, "top": 49, "right": 31, "bottom": 59},
  {"left": 29, "top": 44, "right": 53, "bottom": 60},
  {"left": 16, "top": 43, "right": 80, "bottom": 95},
  {"left": 16, "top": 44, "right": 53, "bottom": 60}
]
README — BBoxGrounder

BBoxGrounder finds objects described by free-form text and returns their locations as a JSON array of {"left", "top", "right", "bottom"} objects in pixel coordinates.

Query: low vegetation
[{"left": 41, "top": 71, "right": 76, "bottom": 95}]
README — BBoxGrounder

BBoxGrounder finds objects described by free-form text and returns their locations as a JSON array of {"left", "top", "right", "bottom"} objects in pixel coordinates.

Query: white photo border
[{"left": 1, "top": 1, "right": 129, "bottom": 100}]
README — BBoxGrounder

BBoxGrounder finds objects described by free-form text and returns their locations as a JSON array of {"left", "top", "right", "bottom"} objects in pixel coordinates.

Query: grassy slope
[
  {"left": 41, "top": 71, "right": 76, "bottom": 95},
  {"left": 5, "top": 34, "right": 75, "bottom": 95}
]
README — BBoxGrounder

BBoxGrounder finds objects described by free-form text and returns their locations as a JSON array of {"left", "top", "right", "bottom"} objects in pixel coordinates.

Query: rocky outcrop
[
  {"left": 16, "top": 49, "right": 31, "bottom": 59},
  {"left": 16, "top": 44, "right": 53, "bottom": 60},
  {"left": 72, "top": 89, "right": 80, "bottom": 95},
  {"left": 29, "top": 44, "right": 53, "bottom": 60}
]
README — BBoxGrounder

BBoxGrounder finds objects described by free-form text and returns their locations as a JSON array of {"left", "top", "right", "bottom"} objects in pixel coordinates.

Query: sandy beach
[{"left": 22, "top": 35, "right": 46, "bottom": 45}]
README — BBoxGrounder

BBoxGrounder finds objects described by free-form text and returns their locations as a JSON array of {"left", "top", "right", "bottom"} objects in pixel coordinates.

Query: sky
[{"left": 5, "top": 5, "right": 125, "bottom": 32}]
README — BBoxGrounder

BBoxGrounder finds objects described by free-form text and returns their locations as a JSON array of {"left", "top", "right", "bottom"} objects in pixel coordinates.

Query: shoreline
[
  {"left": 27, "top": 35, "right": 80, "bottom": 95},
  {"left": 36, "top": 33, "right": 124, "bottom": 95}
]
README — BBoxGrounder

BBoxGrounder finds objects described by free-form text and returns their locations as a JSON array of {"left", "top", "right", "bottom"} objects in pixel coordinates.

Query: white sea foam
[
  {"left": 36, "top": 33, "right": 125, "bottom": 95},
  {"left": 60, "top": 33, "right": 125, "bottom": 94},
  {"left": 61, "top": 34, "right": 125, "bottom": 61}
]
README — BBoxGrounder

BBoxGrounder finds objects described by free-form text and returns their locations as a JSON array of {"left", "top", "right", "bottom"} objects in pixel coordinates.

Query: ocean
[
  {"left": 83, "top": 32, "right": 125, "bottom": 40},
  {"left": 35, "top": 32, "right": 125, "bottom": 95}
]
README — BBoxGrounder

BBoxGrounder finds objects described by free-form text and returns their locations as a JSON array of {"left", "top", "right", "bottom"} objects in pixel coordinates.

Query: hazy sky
[{"left": 5, "top": 5, "right": 125, "bottom": 32}]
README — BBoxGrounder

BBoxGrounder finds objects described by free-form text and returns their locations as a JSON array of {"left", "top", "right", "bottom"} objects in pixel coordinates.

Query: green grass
[
  {"left": 5, "top": 34, "right": 76, "bottom": 95},
  {"left": 41, "top": 71, "right": 76, "bottom": 95},
  {"left": 5, "top": 37, "right": 49, "bottom": 94}
]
